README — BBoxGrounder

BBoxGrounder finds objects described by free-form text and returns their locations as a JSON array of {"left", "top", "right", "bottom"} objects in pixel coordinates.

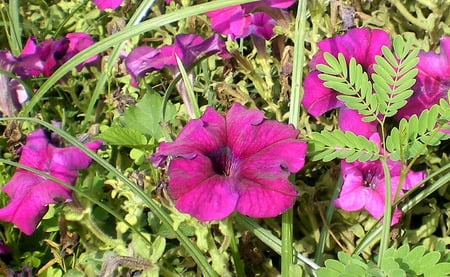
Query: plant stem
[
  {"left": 282, "top": 0, "right": 307, "bottom": 276},
  {"left": 227, "top": 218, "right": 245, "bottom": 277},
  {"left": 378, "top": 157, "right": 392, "bottom": 267},
  {"left": 314, "top": 175, "right": 343, "bottom": 265}
]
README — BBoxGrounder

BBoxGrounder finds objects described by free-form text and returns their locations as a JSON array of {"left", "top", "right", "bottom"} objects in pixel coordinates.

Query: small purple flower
[
  {"left": 206, "top": 0, "right": 295, "bottom": 41},
  {"left": 0, "top": 129, "right": 102, "bottom": 235},
  {"left": 150, "top": 103, "right": 307, "bottom": 221},
  {"left": 126, "top": 33, "right": 229, "bottom": 86},
  {"left": 14, "top": 33, "right": 98, "bottom": 77},
  {"left": 396, "top": 37, "right": 450, "bottom": 118},
  {"left": 302, "top": 28, "right": 391, "bottom": 137},
  {"left": 334, "top": 134, "right": 426, "bottom": 225},
  {"left": 92, "top": 0, "right": 123, "bottom": 10}
]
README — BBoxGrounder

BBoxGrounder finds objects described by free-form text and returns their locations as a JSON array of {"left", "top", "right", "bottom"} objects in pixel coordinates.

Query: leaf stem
[{"left": 378, "top": 156, "right": 392, "bottom": 267}]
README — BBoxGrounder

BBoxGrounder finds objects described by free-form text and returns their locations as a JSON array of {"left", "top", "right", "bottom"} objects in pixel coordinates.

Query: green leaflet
[
  {"left": 316, "top": 245, "right": 450, "bottom": 277},
  {"left": 310, "top": 130, "right": 380, "bottom": 163},
  {"left": 386, "top": 101, "right": 450, "bottom": 161}
]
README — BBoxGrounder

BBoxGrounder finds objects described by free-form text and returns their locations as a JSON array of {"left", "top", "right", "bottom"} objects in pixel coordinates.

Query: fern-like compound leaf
[{"left": 310, "top": 130, "right": 380, "bottom": 163}]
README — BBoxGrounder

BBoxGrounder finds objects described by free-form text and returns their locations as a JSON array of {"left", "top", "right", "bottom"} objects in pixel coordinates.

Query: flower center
[
  {"left": 206, "top": 146, "right": 237, "bottom": 176},
  {"left": 363, "top": 168, "right": 378, "bottom": 189}
]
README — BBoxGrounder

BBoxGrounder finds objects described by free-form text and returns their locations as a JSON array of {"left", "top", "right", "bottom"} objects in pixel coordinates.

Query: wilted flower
[
  {"left": 334, "top": 134, "right": 426, "bottom": 225},
  {"left": 150, "top": 103, "right": 307, "bottom": 221},
  {"left": 206, "top": 0, "right": 295, "bottom": 41},
  {"left": 126, "top": 33, "right": 229, "bottom": 118},
  {"left": 0, "top": 51, "right": 28, "bottom": 116},
  {"left": 126, "top": 33, "right": 229, "bottom": 86},
  {"left": 92, "top": 0, "right": 123, "bottom": 10},
  {"left": 396, "top": 37, "right": 450, "bottom": 118},
  {"left": 0, "top": 129, "right": 102, "bottom": 235},
  {"left": 302, "top": 28, "right": 390, "bottom": 137},
  {"left": 14, "top": 33, "right": 98, "bottom": 77}
]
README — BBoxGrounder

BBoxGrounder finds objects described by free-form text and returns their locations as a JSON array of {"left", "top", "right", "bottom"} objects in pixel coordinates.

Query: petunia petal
[
  {"left": 226, "top": 103, "right": 300, "bottom": 159},
  {"left": 174, "top": 176, "right": 239, "bottom": 221},
  {"left": 236, "top": 178, "right": 296, "bottom": 218},
  {"left": 338, "top": 108, "right": 378, "bottom": 138},
  {"left": 167, "top": 154, "right": 216, "bottom": 200},
  {"left": 302, "top": 71, "right": 344, "bottom": 116},
  {"left": 150, "top": 107, "right": 226, "bottom": 166}
]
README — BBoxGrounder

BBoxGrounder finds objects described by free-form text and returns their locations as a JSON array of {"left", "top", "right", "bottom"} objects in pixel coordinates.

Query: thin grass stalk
[
  {"left": 84, "top": 0, "right": 156, "bottom": 127},
  {"left": 314, "top": 174, "right": 343, "bottom": 265},
  {"left": 7, "top": 0, "right": 22, "bottom": 56},
  {"left": 21, "top": 0, "right": 260, "bottom": 115},
  {"left": 175, "top": 55, "right": 200, "bottom": 119},
  {"left": 1, "top": 117, "right": 218, "bottom": 277},
  {"left": 235, "top": 215, "right": 320, "bottom": 271},
  {"left": 227, "top": 218, "right": 245, "bottom": 277},
  {"left": 283, "top": 0, "right": 308, "bottom": 276},
  {"left": 378, "top": 157, "right": 392, "bottom": 266}
]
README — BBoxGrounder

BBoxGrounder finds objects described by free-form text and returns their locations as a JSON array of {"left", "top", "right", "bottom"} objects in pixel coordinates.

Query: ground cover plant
[{"left": 0, "top": 0, "right": 449, "bottom": 276}]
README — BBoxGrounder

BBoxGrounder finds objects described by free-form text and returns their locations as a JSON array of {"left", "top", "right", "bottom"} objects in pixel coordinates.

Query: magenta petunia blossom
[
  {"left": 14, "top": 33, "right": 98, "bottom": 77},
  {"left": 126, "top": 33, "right": 229, "bottom": 86},
  {"left": 302, "top": 28, "right": 391, "bottom": 137},
  {"left": 206, "top": 0, "right": 295, "bottom": 40},
  {"left": 334, "top": 134, "right": 426, "bottom": 225},
  {"left": 396, "top": 37, "right": 450, "bottom": 118},
  {"left": 0, "top": 129, "right": 102, "bottom": 235},
  {"left": 150, "top": 103, "right": 307, "bottom": 221},
  {"left": 92, "top": 0, "right": 123, "bottom": 10}
]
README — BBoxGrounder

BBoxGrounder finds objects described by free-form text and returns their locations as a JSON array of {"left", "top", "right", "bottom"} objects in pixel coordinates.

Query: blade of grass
[
  {"left": 7, "top": 0, "right": 22, "bottom": 56},
  {"left": 20, "top": 0, "right": 260, "bottom": 116},
  {"left": 283, "top": 0, "right": 308, "bottom": 276},
  {"left": 314, "top": 174, "right": 343, "bottom": 265},
  {"left": 175, "top": 55, "right": 200, "bottom": 119}
]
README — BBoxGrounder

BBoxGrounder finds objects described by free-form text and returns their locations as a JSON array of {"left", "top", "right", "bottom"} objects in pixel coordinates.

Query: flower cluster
[
  {"left": 206, "top": 0, "right": 295, "bottom": 41},
  {"left": 301, "top": 28, "right": 449, "bottom": 223},
  {"left": 0, "top": 33, "right": 97, "bottom": 116},
  {"left": 0, "top": 129, "right": 102, "bottom": 235},
  {"left": 151, "top": 103, "right": 307, "bottom": 221}
]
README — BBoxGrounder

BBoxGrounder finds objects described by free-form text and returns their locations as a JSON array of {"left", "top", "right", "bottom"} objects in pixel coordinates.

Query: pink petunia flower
[
  {"left": 126, "top": 33, "right": 229, "bottom": 86},
  {"left": 334, "top": 134, "right": 426, "bottom": 225},
  {"left": 14, "top": 33, "right": 98, "bottom": 77},
  {"left": 150, "top": 103, "right": 307, "bottom": 221},
  {"left": 396, "top": 37, "right": 450, "bottom": 119},
  {"left": 206, "top": 0, "right": 295, "bottom": 40},
  {"left": 92, "top": 0, "right": 123, "bottom": 10},
  {"left": 302, "top": 28, "right": 391, "bottom": 137},
  {"left": 0, "top": 129, "right": 102, "bottom": 235}
]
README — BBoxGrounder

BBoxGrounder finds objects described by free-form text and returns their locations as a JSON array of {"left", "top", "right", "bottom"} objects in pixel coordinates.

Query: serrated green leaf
[
  {"left": 344, "top": 263, "right": 366, "bottom": 275},
  {"left": 324, "top": 259, "right": 345, "bottom": 273},
  {"left": 97, "top": 126, "right": 147, "bottom": 146},
  {"left": 338, "top": 251, "right": 352, "bottom": 265},
  {"left": 421, "top": 262, "right": 450, "bottom": 277},
  {"left": 122, "top": 93, "right": 176, "bottom": 140}
]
